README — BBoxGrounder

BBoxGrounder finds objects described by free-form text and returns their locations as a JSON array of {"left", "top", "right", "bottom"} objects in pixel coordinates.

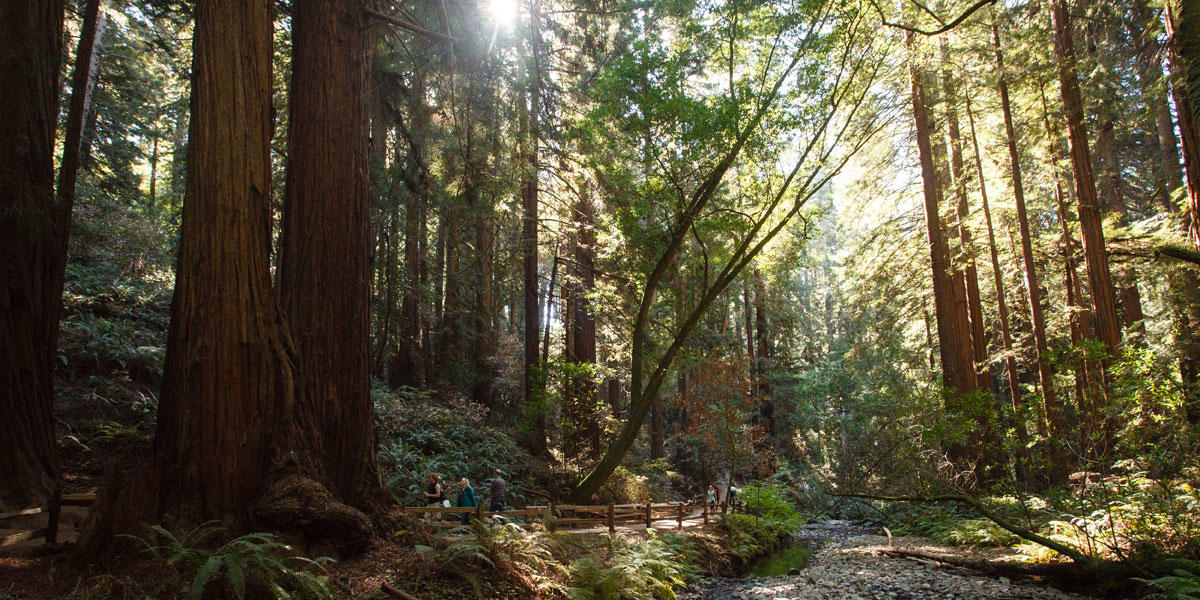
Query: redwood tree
[
  {"left": 0, "top": 0, "right": 65, "bottom": 511},
  {"left": 276, "top": 0, "right": 384, "bottom": 507},
  {"left": 1050, "top": 0, "right": 1122, "bottom": 359}
]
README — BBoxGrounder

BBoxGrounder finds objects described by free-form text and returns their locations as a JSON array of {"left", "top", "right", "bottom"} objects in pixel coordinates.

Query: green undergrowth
[
  {"left": 374, "top": 387, "right": 534, "bottom": 505},
  {"left": 407, "top": 482, "right": 804, "bottom": 600},
  {"left": 102, "top": 522, "right": 335, "bottom": 600}
]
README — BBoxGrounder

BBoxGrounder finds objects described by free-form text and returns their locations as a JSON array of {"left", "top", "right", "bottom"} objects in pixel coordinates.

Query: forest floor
[{"left": 681, "top": 521, "right": 1096, "bottom": 600}]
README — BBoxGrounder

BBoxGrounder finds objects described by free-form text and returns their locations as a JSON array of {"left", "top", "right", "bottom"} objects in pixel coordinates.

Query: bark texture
[
  {"left": 0, "top": 0, "right": 65, "bottom": 512},
  {"left": 276, "top": 0, "right": 383, "bottom": 508}
]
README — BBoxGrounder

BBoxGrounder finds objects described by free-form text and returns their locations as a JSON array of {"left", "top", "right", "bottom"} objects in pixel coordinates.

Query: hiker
[
  {"left": 424, "top": 473, "right": 445, "bottom": 522},
  {"left": 488, "top": 469, "right": 507, "bottom": 511},
  {"left": 706, "top": 485, "right": 718, "bottom": 506},
  {"left": 456, "top": 477, "right": 477, "bottom": 525},
  {"left": 488, "top": 468, "right": 507, "bottom": 524}
]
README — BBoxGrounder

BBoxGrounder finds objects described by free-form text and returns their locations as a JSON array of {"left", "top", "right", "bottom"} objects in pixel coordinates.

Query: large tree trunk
[
  {"left": 1051, "top": 0, "right": 1122, "bottom": 360},
  {"left": 908, "top": 31, "right": 981, "bottom": 476},
  {"left": 0, "top": 0, "right": 65, "bottom": 512},
  {"left": 753, "top": 269, "right": 775, "bottom": 439},
  {"left": 994, "top": 23, "right": 1069, "bottom": 479},
  {"left": 1052, "top": 0, "right": 1123, "bottom": 463},
  {"left": 276, "top": 0, "right": 383, "bottom": 508},
  {"left": 78, "top": 0, "right": 297, "bottom": 555}
]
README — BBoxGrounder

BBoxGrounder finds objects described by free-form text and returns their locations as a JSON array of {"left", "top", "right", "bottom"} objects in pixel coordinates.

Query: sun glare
[{"left": 488, "top": 0, "right": 519, "bottom": 26}]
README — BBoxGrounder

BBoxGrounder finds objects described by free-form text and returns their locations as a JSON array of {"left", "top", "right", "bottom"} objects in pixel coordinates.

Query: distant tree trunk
[
  {"left": 753, "top": 269, "right": 774, "bottom": 439},
  {"left": 438, "top": 197, "right": 463, "bottom": 387},
  {"left": 542, "top": 247, "right": 558, "bottom": 365},
  {"left": 1039, "top": 83, "right": 1099, "bottom": 443},
  {"left": 941, "top": 54, "right": 999, "bottom": 477},
  {"left": 964, "top": 85, "right": 1030, "bottom": 482},
  {"left": 1165, "top": 0, "right": 1200, "bottom": 253},
  {"left": 994, "top": 23, "right": 1068, "bottom": 478},
  {"left": 276, "top": 0, "right": 383, "bottom": 508},
  {"left": 522, "top": 0, "right": 549, "bottom": 459},
  {"left": 0, "top": 0, "right": 65, "bottom": 512},
  {"left": 565, "top": 189, "right": 599, "bottom": 460},
  {"left": 57, "top": 0, "right": 106, "bottom": 219},
  {"left": 470, "top": 92, "right": 499, "bottom": 408},
  {"left": 1052, "top": 0, "right": 1123, "bottom": 461},
  {"left": 1051, "top": 0, "right": 1122, "bottom": 360},
  {"left": 1088, "top": 17, "right": 1146, "bottom": 338},
  {"left": 908, "top": 30, "right": 981, "bottom": 476},
  {"left": 393, "top": 74, "right": 429, "bottom": 387}
]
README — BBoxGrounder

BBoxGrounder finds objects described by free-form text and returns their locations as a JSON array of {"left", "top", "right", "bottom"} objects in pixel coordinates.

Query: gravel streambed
[{"left": 680, "top": 521, "right": 1095, "bottom": 600}]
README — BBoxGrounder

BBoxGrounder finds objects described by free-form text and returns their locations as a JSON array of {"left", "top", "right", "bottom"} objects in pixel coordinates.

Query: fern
[
  {"left": 1140, "top": 570, "right": 1200, "bottom": 600},
  {"left": 567, "top": 532, "right": 695, "bottom": 600},
  {"left": 128, "top": 524, "right": 335, "bottom": 600}
]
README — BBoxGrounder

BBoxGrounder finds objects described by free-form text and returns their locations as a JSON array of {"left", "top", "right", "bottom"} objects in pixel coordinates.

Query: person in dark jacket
[
  {"left": 456, "top": 478, "right": 477, "bottom": 524},
  {"left": 488, "top": 468, "right": 506, "bottom": 511}
]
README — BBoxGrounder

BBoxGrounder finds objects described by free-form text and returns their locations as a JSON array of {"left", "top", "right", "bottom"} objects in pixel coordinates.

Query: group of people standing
[{"left": 423, "top": 468, "right": 507, "bottom": 524}]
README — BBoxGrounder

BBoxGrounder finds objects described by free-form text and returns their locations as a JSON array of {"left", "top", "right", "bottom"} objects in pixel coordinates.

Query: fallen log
[{"left": 876, "top": 547, "right": 1082, "bottom": 578}]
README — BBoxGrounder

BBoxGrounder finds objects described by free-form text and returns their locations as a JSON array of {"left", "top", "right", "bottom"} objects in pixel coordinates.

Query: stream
[{"left": 680, "top": 521, "right": 1096, "bottom": 600}]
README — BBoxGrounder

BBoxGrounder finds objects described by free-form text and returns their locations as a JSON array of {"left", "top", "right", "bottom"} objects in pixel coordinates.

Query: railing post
[
  {"left": 703, "top": 501, "right": 709, "bottom": 524},
  {"left": 548, "top": 501, "right": 556, "bottom": 532},
  {"left": 607, "top": 504, "right": 616, "bottom": 534},
  {"left": 644, "top": 503, "right": 652, "bottom": 529},
  {"left": 45, "top": 487, "right": 61, "bottom": 545},
  {"left": 475, "top": 504, "right": 483, "bottom": 524},
  {"left": 676, "top": 503, "right": 683, "bottom": 530}
]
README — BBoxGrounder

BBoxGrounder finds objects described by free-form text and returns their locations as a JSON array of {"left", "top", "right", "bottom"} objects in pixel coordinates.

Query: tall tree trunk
[
  {"left": 0, "top": 0, "right": 65, "bottom": 511},
  {"left": 78, "top": 0, "right": 290, "bottom": 551},
  {"left": 1052, "top": 0, "right": 1123, "bottom": 462},
  {"left": 394, "top": 74, "right": 429, "bottom": 387},
  {"left": 941, "top": 47, "right": 990, "bottom": 393},
  {"left": 908, "top": 31, "right": 981, "bottom": 476},
  {"left": 1039, "top": 83, "right": 1099, "bottom": 445},
  {"left": 1165, "top": 0, "right": 1200, "bottom": 253},
  {"left": 964, "top": 85, "right": 1031, "bottom": 482},
  {"left": 942, "top": 54, "right": 999, "bottom": 477},
  {"left": 522, "top": 0, "right": 549, "bottom": 459},
  {"left": 994, "top": 23, "right": 1069, "bottom": 479},
  {"left": 1051, "top": 0, "right": 1122, "bottom": 359},
  {"left": 753, "top": 269, "right": 774, "bottom": 439},
  {"left": 565, "top": 189, "right": 599, "bottom": 460},
  {"left": 1087, "top": 15, "right": 1147, "bottom": 338},
  {"left": 276, "top": 0, "right": 383, "bottom": 508}
]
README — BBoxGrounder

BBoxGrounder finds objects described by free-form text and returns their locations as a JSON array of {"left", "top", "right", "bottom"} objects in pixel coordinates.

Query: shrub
[
  {"left": 740, "top": 484, "right": 805, "bottom": 537},
  {"left": 595, "top": 466, "right": 652, "bottom": 505}
]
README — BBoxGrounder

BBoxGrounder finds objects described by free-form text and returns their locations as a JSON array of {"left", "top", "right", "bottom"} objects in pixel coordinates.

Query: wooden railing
[
  {"left": 0, "top": 490, "right": 95, "bottom": 547},
  {"left": 400, "top": 502, "right": 731, "bottom": 534}
]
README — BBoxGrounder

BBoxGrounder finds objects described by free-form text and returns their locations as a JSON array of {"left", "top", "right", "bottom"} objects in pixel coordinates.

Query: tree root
[{"left": 254, "top": 474, "right": 372, "bottom": 557}]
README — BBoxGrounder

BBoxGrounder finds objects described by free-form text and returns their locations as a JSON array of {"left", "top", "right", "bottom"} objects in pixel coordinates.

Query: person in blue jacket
[{"left": 456, "top": 477, "right": 477, "bottom": 524}]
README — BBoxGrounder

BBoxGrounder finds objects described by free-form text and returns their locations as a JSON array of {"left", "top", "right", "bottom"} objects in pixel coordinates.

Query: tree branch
[{"left": 867, "top": 0, "right": 997, "bottom": 36}]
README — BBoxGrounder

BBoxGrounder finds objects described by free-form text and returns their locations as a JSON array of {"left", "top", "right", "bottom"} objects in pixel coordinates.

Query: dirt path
[{"left": 680, "top": 521, "right": 1095, "bottom": 600}]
